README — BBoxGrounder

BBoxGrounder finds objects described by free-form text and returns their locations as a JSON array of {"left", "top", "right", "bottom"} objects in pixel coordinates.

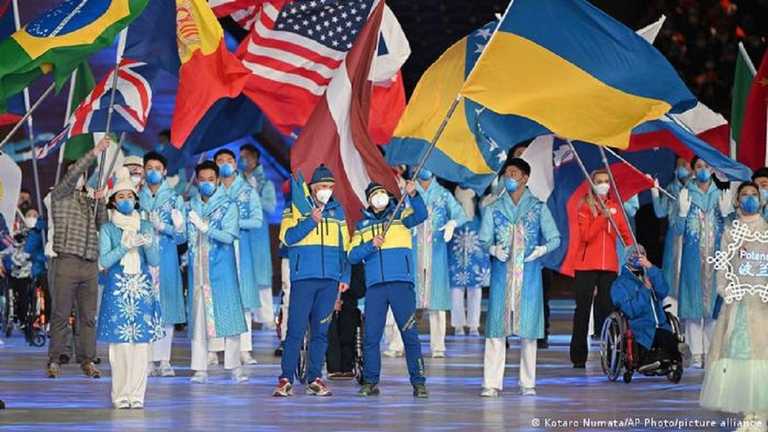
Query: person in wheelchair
[{"left": 610, "top": 245, "right": 682, "bottom": 373}]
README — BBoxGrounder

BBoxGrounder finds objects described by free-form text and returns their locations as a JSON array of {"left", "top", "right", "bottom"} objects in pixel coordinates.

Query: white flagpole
[{"left": 739, "top": 42, "right": 758, "bottom": 76}]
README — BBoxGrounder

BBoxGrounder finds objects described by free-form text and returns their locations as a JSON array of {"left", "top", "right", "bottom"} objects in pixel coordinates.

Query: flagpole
[
  {"left": 55, "top": 69, "right": 79, "bottom": 184},
  {"left": 602, "top": 146, "right": 676, "bottom": 200},
  {"left": 95, "top": 28, "right": 128, "bottom": 192},
  {"left": 10, "top": 0, "right": 43, "bottom": 217},
  {"left": 0, "top": 82, "right": 56, "bottom": 152},
  {"left": 738, "top": 42, "right": 758, "bottom": 76},
  {"left": 566, "top": 140, "right": 627, "bottom": 248},
  {"left": 597, "top": 145, "right": 638, "bottom": 246}
]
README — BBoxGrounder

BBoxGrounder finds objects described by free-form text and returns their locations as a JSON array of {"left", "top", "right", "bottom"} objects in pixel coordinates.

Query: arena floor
[{"left": 0, "top": 301, "right": 742, "bottom": 431}]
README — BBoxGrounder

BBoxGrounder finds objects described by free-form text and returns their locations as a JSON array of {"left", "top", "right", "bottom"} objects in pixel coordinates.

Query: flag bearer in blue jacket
[
  {"left": 350, "top": 181, "right": 429, "bottom": 398},
  {"left": 273, "top": 165, "right": 351, "bottom": 397}
]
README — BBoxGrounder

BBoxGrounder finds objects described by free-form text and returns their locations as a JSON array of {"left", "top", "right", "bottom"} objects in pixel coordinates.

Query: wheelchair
[
  {"left": 599, "top": 305, "right": 685, "bottom": 384},
  {"left": 296, "top": 309, "right": 364, "bottom": 385}
]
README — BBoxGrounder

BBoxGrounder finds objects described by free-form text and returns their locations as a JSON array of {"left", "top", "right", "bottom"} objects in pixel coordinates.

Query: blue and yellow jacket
[
  {"left": 348, "top": 193, "right": 427, "bottom": 288},
  {"left": 279, "top": 199, "right": 350, "bottom": 284}
]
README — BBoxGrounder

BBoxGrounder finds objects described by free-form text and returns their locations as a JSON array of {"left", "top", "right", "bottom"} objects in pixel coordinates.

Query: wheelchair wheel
[
  {"left": 297, "top": 330, "right": 309, "bottom": 384},
  {"left": 665, "top": 312, "right": 684, "bottom": 342},
  {"left": 667, "top": 364, "right": 683, "bottom": 383},
  {"left": 600, "top": 312, "right": 625, "bottom": 382},
  {"left": 31, "top": 331, "right": 46, "bottom": 348}
]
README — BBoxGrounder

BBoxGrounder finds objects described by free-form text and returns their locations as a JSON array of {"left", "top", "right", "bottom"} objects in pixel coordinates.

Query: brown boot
[
  {"left": 81, "top": 361, "right": 101, "bottom": 379},
  {"left": 47, "top": 362, "right": 61, "bottom": 379}
]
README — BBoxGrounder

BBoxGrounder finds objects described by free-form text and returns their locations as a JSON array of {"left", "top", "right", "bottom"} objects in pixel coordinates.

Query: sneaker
[
  {"left": 305, "top": 378, "right": 332, "bottom": 396},
  {"left": 231, "top": 367, "right": 249, "bottom": 383},
  {"left": 691, "top": 354, "right": 704, "bottom": 369},
  {"left": 113, "top": 399, "right": 130, "bottom": 409},
  {"left": 454, "top": 327, "right": 465, "bottom": 336},
  {"left": 240, "top": 352, "right": 258, "bottom": 365},
  {"left": 147, "top": 362, "right": 159, "bottom": 377},
  {"left": 129, "top": 400, "right": 144, "bottom": 409},
  {"left": 520, "top": 387, "right": 536, "bottom": 396},
  {"left": 46, "top": 362, "right": 61, "bottom": 379},
  {"left": 638, "top": 361, "right": 661, "bottom": 373},
  {"left": 412, "top": 383, "right": 429, "bottom": 398},
  {"left": 382, "top": 349, "right": 403, "bottom": 358},
  {"left": 190, "top": 371, "right": 208, "bottom": 384},
  {"left": 81, "top": 361, "right": 101, "bottom": 379},
  {"left": 431, "top": 351, "right": 446, "bottom": 359},
  {"left": 274, "top": 343, "right": 284, "bottom": 357},
  {"left": 358, "top": 383, "right": 380, "bottom": 396},
  {"left": 272, "top": 378, "right": 293, "bottom": 397},
  {"left": 468, "top": 329, "right": 481, "bottom": 337},
  {"left": 207, "top": 352, "right": 219, "bottom": 366},
  {"left": 480, "top": 388, "right": 500, "bottom": 398},
  {"left": 159, "top": 361, "right": 175, "bottom": 377}
]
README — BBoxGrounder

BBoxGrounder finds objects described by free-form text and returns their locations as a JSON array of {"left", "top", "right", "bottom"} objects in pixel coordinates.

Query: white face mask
[
  {"left": 593, "top": 183, "right": 610, "bottom": 196},
  {"left": 24, "top": 217, "right": 38, "bottom": 229},
  {"left": 130, "top": 175, "right": 143, "bottom": 187},
  {"left": 370, "top": 193, "right": 389, "bottom": 210},
  {"left": 315, "top": 188, "right": 333, "bottom": 205}
]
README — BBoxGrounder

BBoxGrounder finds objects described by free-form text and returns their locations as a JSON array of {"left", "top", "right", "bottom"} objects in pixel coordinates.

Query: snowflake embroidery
[
  {"left": 117, "top": 298, "right": 140, "bottom": 320},
  {"left": 116, "top": 323, "right": 143, "bottom": 342},
  {"left": 475, "top": 265, "right": 491, "bottom": 287},
  {"left": 145, "top": 311, "right": 165, "bottom": 341},
  {"left": 453, "top": 271, "right": 471, "bottom": 286},
  {"left": 113, "top": 273, "right": 151, "bottom": 303},
  {"left": 706, "top": 219, "right": 768, "bottom": 304}
]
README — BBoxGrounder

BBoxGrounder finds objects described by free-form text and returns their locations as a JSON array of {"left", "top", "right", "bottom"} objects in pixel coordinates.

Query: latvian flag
[{"left": 68, "top": 59, "right": 155, "bottom": 138}]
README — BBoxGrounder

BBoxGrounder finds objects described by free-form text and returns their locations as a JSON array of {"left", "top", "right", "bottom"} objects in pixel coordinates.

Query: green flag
[
  {"left": 63, "top": 62, "right": 96, "bottom": 161},
  {"left": 731, "top": 43, "right": 757, "bottom": 153},
  {"left": 0, "top": 0, "right": 148, "bottom": 112}
]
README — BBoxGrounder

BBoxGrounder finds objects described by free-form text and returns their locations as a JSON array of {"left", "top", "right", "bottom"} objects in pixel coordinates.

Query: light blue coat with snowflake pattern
[
  {"left": 223, "top": 175, "right": 263, "bottom": 310},
  {"left": 448, "top": 216, "right": 490, "bottom": 290},
  {"left": 97, "top": 220, "right": 164, "bottom": 344},
  {"left": 413, "top": 179, "right": 468, "bottom": 310},
  {"left": 479, "top": 189, "right": 560, "bottom": 339},
  {"left": 245, "top": 165, "right": 276, "bottom": 289}
]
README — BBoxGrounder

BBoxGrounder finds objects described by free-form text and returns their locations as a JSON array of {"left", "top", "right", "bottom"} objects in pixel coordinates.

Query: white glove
[
  {"left": 189, "top": 211, "right": 209, "bottom": 234},
  {"left": 489, "top": 244, "right": 509, "bottom": 262},
  {"left": 44, "top": 241, "right": 57, "bottom": 258},
  {"left": 650, "top": 178, "right": 660, "bottom": 200},
  {"left": 441, "top": 220, "right": 457, "bottom": 242},
  {"left": 524, "top": 245, "right": 547, "bottom": 263},
  {"left": 171, "top": 209, "right": 184, "bottom": 232},
  {"left": 678, "top": 189, "right": 691, "bottom": 217},
  {"left": 719, "top": 189, "right": 734, "bottom": 217},
  {"left": 149, "top": 212, "right": 165, "bottom": 232}
]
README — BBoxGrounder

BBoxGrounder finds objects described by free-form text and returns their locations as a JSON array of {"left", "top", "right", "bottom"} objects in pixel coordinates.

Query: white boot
[
  {"left": 240, "top": 351, "right": 258, "bottom": 365},
  {"left": 159, "top": 361, "right": 175, "bottom": 377},
  {"left": 207, "top": 352, "right": 219, "bottom": 366}
]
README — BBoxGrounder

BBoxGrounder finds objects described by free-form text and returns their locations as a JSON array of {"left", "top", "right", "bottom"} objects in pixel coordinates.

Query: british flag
[
  {"left": 67, "top": 59, "right": 155, "bottom": 138},
  {"left": 238, "top": 0, "right": 379, "bottom": 133}
]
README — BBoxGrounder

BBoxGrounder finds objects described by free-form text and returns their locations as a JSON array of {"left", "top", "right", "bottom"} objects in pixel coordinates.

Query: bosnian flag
[
  {"left": 68, "top": 59, "right": 155, "bottom": 137},
  {"left": 291, "top": 1, "right": 397, "bottom": 230}
]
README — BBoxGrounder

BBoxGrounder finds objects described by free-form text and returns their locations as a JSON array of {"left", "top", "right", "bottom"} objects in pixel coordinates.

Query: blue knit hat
[{"left": 310, "top": 164, "right": 335, "bottom": 184}]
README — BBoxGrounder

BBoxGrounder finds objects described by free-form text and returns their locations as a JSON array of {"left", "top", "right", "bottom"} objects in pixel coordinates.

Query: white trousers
[
  {"left": 685, "top": 319, "right": 715, "bottom": 356},
  {"left": 209, "top": 311, "right": 252, "bottom": 352},
  {"left": 279, "top": 258, "right": 291, "bottom": 342},
  {"left": 450, "top": 288, "right": 482, "bottom": 330},
  {"left": 255, "top": 288, "right": 276, "bottom": 328},
  {"left": 109, "top": 343, "right": 149, "bottom": 404},
  {"left": 151, "top": 325, "right": 175, "bottom": 362},
  {"left": 483, "top": 337, "right": 537, "bottom": 391},
  {"left": 384, "top": 308, "right": 404, "bottom": 352},
  {"left": 429, "top": 310, "right": 446, "bottom": 353},
  {"left": 191, "top": 290, "right": 241, "bottom": 371}
]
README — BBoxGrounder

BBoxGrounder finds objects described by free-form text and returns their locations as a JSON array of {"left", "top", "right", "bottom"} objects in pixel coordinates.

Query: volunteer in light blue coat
[
  {"left": 139, "top": 151, "right": 187, "bottom": 377},
  {"left": 414, "top": 170, "right": 467, "bottom": 358},
  {"left": 751, "top": 167, "right": 768, "bottom": 220},
  {"left": 651, "top": 157, "right": 692, "bottom": 299},
  {"left": 215, "top": 149, "right": 263, "bottom": 364},
  {"left": 673, "top": 156, "right": 730, "bottom": 368},
  {"left": 479, "top": 158, "right": 560, "bottom": 398},
  {"left": 349, "top": 181, "right": 429, "bottom": 398},
  {"left": 187, "top": 161, "right": 247, "bottom": 384},
  {"left": 240, "top": 144, "right": 278, "bottom": 329},
  {"left": 97, "top": 171, "right": 162, "bottom": 409},
  {"left": 273, "top": 164, "right": 351, "bottom": 398}
]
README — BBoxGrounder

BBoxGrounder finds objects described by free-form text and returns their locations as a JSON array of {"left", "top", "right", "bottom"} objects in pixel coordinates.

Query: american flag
[
  {"left": 239, "top": 0, "right": 379, "bottom": 133},
  {"left": 209, "top": 0, "right": 261, "bottom": 30}
]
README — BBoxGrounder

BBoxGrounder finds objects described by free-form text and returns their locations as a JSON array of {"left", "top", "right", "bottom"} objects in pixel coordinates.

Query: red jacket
[{"left": 574, "top": 197, "right": 633, "bottom": 273}]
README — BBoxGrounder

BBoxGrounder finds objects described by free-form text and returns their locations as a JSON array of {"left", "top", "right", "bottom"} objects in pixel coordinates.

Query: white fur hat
[
  {"left": 110, "top": 167, "right": 137, "bottom": 198},
  {"left": 123, "top": 155, "right": 143, "bottom": 167}
]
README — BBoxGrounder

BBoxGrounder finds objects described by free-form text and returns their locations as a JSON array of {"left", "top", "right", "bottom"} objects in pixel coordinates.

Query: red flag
[
  {"left": 369, "top": 71, "right": 405, "bottom": 145},
  {"left": 291, "top": 1, "right": 397, "bottom": 231},
  {"left": 738, "top": 49, "right": 768, "bottom": 170}
]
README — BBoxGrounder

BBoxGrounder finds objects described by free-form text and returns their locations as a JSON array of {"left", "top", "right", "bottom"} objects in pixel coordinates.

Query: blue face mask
[
  {"left": 740, "top": 195, "right": 760, "bottom": 215},
  {"left": 145, "top": 169, "right": 163, "bottom": 185},
  {"left": 115, "top": 199, "right": 135, "bottom": 215},
  {"left": 760, "top": 188, "right": 768, "bottom": 202},
  {"left": 418, "top": 169, "right": 432, "bottom": 181},
  {"left": 695, "top": 168, "right": 711, "bottom": 183},
  {"left": 199, "top": 181, "right": 216, "bottom": 197},
  {"left": 628, "top": 255, "right": 641, "bottom": 269},
  {"left": 218, "top": 163, "right": 235, "bottom": 178},
  {"left": 676, "top": 166, "right": 690, "bottom": 180},
  {"left": 504, "top": 177, "right": 518, "bottom": 193},
  {"left": 237, "top": 158, "right": 248, "bottom": 172}
]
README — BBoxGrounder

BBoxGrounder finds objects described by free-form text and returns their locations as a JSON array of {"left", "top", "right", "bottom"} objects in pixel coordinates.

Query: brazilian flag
[{"left": 0, "top": 0, "right": 148, "bottom": 112}]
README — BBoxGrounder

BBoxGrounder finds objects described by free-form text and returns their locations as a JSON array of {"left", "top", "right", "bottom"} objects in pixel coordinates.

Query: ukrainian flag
[
  {"left": 386, "top": 21, "right": 544, "bottom": 193},
  {"left": 460, "top": 0, "right": 696, "bottom": 150},
  {"left": 0, "top": 0, "right": 148, "bottom": 112}
]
